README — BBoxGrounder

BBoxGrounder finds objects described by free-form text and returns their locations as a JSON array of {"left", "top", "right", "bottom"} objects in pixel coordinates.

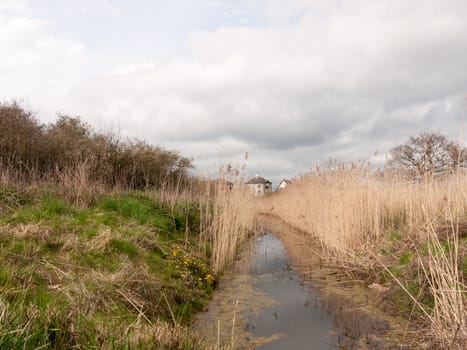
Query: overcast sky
[{"left": 1, "top": 0, "right": 467, "bottom": 185}]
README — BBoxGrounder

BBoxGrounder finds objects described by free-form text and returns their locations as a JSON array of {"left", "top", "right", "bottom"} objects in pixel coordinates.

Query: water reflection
[
  {"left": 248, "top": 233, "right": 342, "bottom": 349},
  {"left": 195, "top": 232, "right": 397, "bottom": 349}
]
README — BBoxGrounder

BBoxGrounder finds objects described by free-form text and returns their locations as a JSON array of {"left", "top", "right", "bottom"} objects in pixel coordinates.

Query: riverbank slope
[{"left": 0, "top": 186, "right": 215, "bottom": 349}]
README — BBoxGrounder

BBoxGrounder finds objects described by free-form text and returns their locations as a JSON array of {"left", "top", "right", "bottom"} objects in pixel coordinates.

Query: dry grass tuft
[
  {"left": 11, "top": 223, "right": 51, "bottom": 240},
  {"left": 85, "top": 227, "right": 115, "bottom": 251}
]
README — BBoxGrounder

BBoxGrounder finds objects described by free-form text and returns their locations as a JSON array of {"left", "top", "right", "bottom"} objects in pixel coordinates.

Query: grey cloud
[{"left": 2, "top": 0, "right": 467, "bottom": 181}]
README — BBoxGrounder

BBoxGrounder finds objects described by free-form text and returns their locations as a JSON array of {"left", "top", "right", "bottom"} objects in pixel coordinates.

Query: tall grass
[
  {"left": 201, "top": 179, "right": 257, "bottom": 275},
  {"left": 265, "top": 164, "right": 466, "bottom": 252},
  {"left": 422, "top": 214, "right": 466, "bottom": 348},
  {"left": 262, "top": 163, "right": 466, "bottom": 348}
]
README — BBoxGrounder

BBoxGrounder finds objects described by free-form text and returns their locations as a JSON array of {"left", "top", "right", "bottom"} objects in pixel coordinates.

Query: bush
[
  {"left": 0, "top": 101, "right": 47, "bottom": 177},
  {"left": 0, "top": 101, "right": 192, "bottom": 190}
]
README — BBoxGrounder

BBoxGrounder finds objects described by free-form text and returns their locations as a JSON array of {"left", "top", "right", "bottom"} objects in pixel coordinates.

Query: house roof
[
  {"left": 276, "top": 179, "right": 292, "bottom": 191},
  {"left": 245, "top": 174, "right": 271, "bottom": 185}
]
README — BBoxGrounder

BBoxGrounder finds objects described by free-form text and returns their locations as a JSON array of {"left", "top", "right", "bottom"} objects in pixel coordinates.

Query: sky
[{"left": 1, "top": 0, "right": 467, "bottom": 185}]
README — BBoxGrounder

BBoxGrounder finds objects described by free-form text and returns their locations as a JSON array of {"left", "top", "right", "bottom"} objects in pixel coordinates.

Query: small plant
[
  {"left": 171, "top": 248, "right": 215, "bottom": 289},
  {"left": 399, "top": 251, "right": 413, "bottom": 265},
  {"left": 109, "top": 238, "right": 139, "bottom": 258},
  {"left": 388, "top": 229, "right": 402, "bottom": 242}
]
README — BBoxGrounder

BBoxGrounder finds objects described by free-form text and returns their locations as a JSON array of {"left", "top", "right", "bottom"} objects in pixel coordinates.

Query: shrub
[{"left": 0, "top": 101, "right": 192, "bottom": 191}]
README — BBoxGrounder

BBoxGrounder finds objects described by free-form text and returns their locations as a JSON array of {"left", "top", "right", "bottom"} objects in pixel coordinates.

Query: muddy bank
[
  {"left": 193, "top": 236, "right": 277, "bottom": 349},
  {"left": 195, "top": 217, "right": 408, "bottom": 349}
]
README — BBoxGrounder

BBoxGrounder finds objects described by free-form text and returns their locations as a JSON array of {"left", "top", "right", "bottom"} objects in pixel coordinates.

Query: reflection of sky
[
  {"left": 250, "top": 233, "right": 393, "bottom": 350},
  {"left": 250, "top": 234, "right": 338, "bottom": 349},
  {"left": 251, "top": 233, "right": 289, "bottom": 275}
]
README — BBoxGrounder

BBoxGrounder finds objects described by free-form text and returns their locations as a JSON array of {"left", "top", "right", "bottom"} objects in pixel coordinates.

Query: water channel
[{"left": 195, "top": 232, "right": 395, "bottom": 349}]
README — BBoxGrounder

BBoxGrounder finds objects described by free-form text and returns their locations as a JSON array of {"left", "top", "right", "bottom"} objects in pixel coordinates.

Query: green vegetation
[
  {"left": 372, "top": 229, "right": 458, "bottom": 317},
  {"left": 0, "top": 100, "right": 260, "bottom": 349},
  {"left": 0, "top": 188, "right": 214, "bottom": 349}
]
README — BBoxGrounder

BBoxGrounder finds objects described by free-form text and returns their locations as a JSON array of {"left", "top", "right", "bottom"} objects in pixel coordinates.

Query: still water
[
  {"left": 196, "top": 232, "right": 393, "bottom": 349},
  {"left": 248, "top": 232, "right": 337, "bottom": 349}
]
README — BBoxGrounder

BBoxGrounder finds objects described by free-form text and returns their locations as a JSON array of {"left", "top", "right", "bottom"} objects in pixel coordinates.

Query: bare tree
[{"left": 388, "top": 132, "right": 466, "bottom": 178}]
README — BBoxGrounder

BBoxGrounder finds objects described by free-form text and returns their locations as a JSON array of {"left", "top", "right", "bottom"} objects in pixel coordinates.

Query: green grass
[
  {"left": 76, "top": 250, "right": 121, "bottom": 272},
  {"left": 374, "top": 230, "right": 461, "bottom": 320},
  {"left": 97, "top": 194, "right": 187, "bottom": 239},
  {"left": 0, "top": 266, "right": 10, "bottom": 286},
  {"left": 388, "top": 229, "right": 402, "bottom": 241},
  {"left": 0, "top": 188, "right": 213, "bottom": 349},
  {"left": 109, "top": 238, "right": 139, "bottom": 258},
  {"left": 98, "top": 194, "right": 169, "bottom": 225},
  {"left": 399, "top": 251, "right": 414, "bottom": 265}
]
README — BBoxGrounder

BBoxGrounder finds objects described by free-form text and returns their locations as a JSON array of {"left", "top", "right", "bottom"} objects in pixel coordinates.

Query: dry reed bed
[
  {"left": 260, "top": 167, "right": 466, "bottom": 349},
  {"left": 200, "top": 181, "right": 257, "bottom": 275}
]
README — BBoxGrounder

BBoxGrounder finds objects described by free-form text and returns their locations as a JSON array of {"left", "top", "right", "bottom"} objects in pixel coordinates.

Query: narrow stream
[
  {"left": 195, "top": 232, "right": 393, "bottom": 349},
  {"left": 247, "top": 232, "right": 337, "bottom": 349}
]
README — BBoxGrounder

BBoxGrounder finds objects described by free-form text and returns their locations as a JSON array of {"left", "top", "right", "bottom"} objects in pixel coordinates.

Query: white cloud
[
  {"left": 0, "top": 0, "right": 29, "bottom": 15},
  {"left": 1, "top": 0, "right": 467, "bottom": 183},
  {"left": 75, "top": 0, "right": 119, "bottom": 16},
  {"left": 0, "top": 2, "right": 90, "bottom": 119}
]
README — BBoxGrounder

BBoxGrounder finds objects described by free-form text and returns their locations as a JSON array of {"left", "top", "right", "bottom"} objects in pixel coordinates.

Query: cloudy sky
[{"left": 1, "top": 0, "right": 467, "bottom": 185}]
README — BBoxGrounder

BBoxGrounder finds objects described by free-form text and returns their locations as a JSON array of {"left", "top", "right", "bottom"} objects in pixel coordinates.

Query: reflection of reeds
[{"left": 260, "top": 163, "right": 466, "bottom": 348}]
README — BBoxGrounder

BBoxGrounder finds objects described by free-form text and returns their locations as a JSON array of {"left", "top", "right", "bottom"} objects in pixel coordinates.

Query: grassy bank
[
  {"left": 261, "top": 165, "right": 467, "bottom": 349},
  {"left": 0, "top": 102, "right": 260, "bottom": 348},
  {"left": 0, "top": 185, "right": 219, "bottom": 349}
]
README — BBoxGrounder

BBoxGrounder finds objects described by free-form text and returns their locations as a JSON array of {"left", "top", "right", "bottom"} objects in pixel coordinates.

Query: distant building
[
  {"left": 245, "top": 174, "right": 272, "bottom": 196},
  {"left": 276, "top": 179, "right": 292, "bottom": 191}
]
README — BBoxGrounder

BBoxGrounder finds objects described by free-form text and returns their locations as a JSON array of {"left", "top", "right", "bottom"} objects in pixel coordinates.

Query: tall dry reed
[
  {"left": 264, "top": 165, "right": 466, "bottom": 254},
  {"left": 261, "top": 164, "right": 466, "bottom": 348},
  {"left": 422, "top": 214, "right": 466, "bottom": 347},
  {"left": 200, "top": 177, "right": 257, "bottom": 275}
]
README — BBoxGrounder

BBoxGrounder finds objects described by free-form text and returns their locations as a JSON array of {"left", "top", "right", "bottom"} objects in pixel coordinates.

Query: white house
[
  {"left": 245, "top": 174, "right": 272, "bottom": 196},
  {"left": 276, "top": 179, "right": 292, "bottom": 191}
]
